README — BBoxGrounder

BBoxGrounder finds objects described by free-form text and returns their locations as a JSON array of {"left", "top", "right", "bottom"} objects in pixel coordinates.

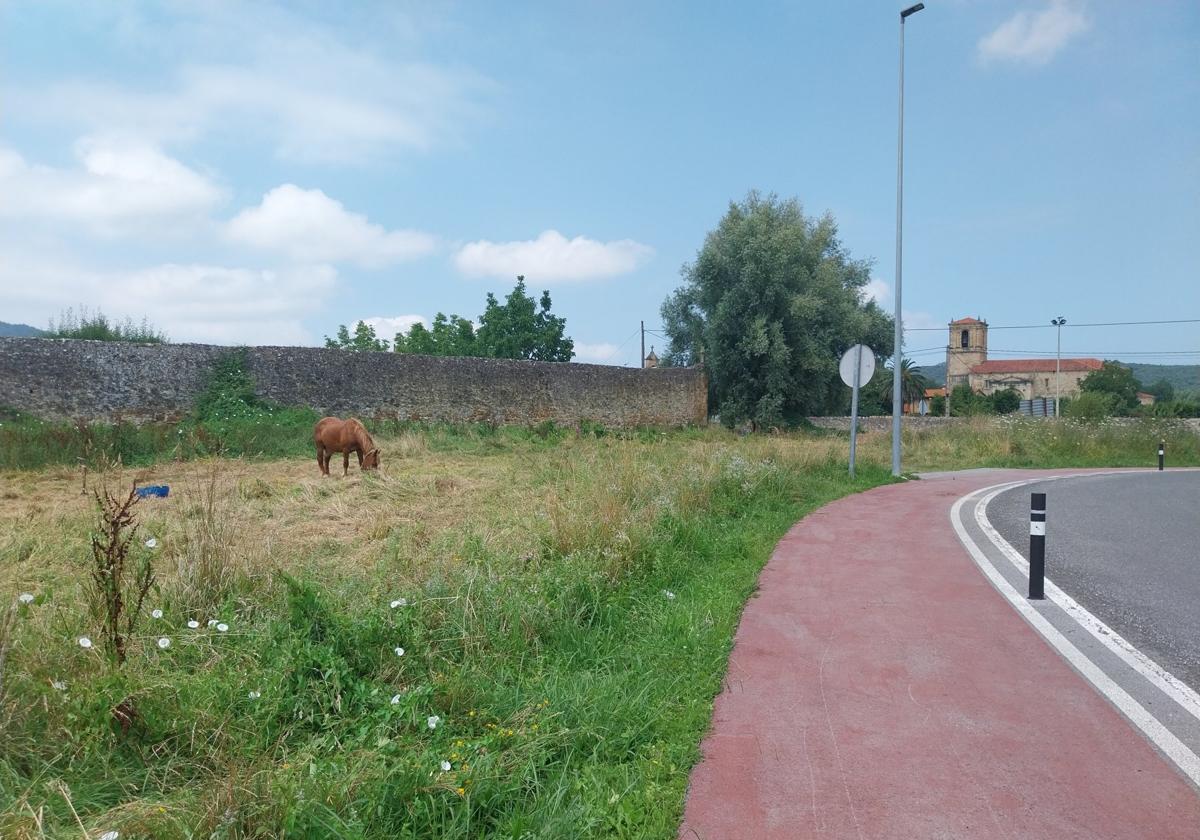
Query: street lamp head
[
  {"left": 901, "top": 3, "right": 925, "bottom": 19},
  {"left": 1051, "top": 317, "right": 1067, "bottom": 326}
]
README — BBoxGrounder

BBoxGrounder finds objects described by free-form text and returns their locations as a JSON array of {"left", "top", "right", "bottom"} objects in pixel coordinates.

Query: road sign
[
  {"left": 840, "top": 345, "right": 875, "bottom": 479},
  {"left": 839, "top": 345, "right": 876, "bottom": 388}
]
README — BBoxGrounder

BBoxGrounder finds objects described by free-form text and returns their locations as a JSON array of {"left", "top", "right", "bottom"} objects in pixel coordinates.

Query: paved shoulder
[{"left": 679, "top": 471, "right": 1200, "bottom": 840}]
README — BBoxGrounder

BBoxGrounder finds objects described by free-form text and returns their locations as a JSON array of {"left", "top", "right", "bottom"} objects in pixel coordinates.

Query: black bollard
[
  {"left": 1159, "top": 441, "right": 1165, "bottom": 471},
  {"left": 1029, "top": 492, "right": 1046, "bottom": 600}
]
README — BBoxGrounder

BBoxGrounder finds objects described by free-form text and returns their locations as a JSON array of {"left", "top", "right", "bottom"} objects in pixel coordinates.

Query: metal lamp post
[
  {"left": 1052, "top": 316, "right": 1066, "bottom": 416},
  {"left": 892, "top": 2, "right": 924, "bottom": 477}
]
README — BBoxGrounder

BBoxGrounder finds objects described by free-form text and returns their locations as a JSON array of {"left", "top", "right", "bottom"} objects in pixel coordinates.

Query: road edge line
[
  {"left": 950, "top": 484, "right": 1200, "bottom": 788},
  {"left": 975, "top": 478, "right": 1200, "bottom": 725}
]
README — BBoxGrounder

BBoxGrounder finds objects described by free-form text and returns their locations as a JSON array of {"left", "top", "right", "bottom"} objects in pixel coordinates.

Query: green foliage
[
  {"left": 394, "top": 277, "right": 574, "bottom": 362},
  {"left": 325, "top": 321, "right": 390, "bottom": 352},
  {"left": 1064, "top": 390, "right": 1119, "bottom": 420},
  {"left": 990, "top": 388, "right": 1022, "bottom": 414},
  {"left": 47, "top": 306, "right": 167, "bottom": 343},
  {"left": 929, "top": 395, "right": 947, "bottom": 416},
  {"left": 394, "top": 314, "right": 479, "bottom": 356},
  {"left": 1125, "top": 363, "right": 1200, "bottom": 395},
  {"left": 1080, "top": 361, "right": 1141, "bottom": 413},
  {"left": 85, "top": 487, "right": 155, "bottom": 665},
  {"left": 661, "top": 192, "right": 893, "bottom": 426},
  {"left": 949, "top": 385, "right": 992, "bottom": 417},
  {"left": 1145, "top": 379, "right": 1175, "bottom": 402}
]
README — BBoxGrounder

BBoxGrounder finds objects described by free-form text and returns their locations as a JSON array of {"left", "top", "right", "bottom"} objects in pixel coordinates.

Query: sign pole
[{"left": 849, "top": 344, "right": 862, "bottom": 478}]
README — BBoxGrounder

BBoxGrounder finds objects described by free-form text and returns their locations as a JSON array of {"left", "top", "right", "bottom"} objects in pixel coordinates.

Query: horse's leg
[
  {"left": 317, "top": 444, "right": 327, "bottom": 475},
  {"left": 343, "top": 450, "right": 350, "bottom": 476},
  {"left": 356, "top": 448, "right": 364, "bottom": 470}
]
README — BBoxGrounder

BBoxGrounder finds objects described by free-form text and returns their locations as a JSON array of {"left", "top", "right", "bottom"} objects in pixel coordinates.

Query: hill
[
  {"left": 903, "top": 360, "right": 1197, "bottom": 395},
  {"left": 0, "top": 321, "right": 44, "bottom": 337}
]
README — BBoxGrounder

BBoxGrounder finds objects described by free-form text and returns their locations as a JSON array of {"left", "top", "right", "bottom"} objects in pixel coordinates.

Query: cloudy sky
[{"left": 2, "top": 1, "right": 1196, "bottom": 366}]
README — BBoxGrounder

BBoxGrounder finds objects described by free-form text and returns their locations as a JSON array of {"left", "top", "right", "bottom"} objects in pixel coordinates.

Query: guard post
[
  {"left": 1159, "top": 440, "right": 1165, "bottom": 471},
  {"left": 1029, "top": 492, "right": 1046, "bottom": 600}
]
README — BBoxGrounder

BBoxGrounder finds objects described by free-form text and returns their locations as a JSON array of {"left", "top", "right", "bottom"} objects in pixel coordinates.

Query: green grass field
[{"left": 0, "top": 416, "right": 1195, "bottom": 838}]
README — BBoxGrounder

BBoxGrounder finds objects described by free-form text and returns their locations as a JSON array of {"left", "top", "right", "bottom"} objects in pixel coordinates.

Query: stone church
[{"left": 945, "top": 317, "right": 1102, "bottom": 400}]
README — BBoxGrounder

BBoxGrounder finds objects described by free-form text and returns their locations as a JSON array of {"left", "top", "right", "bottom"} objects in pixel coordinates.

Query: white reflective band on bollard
[{"left": 1030, "top": 521, "right": 1046, "bottom": 536}]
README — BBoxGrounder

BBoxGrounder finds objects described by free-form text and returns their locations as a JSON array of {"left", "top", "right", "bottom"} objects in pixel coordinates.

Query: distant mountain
[
  {"left": 905, "top": 358, "right": 1197, "bottom": 395},
  {"left": 1125, "top": 363, "right": 1200, "bottom": 395},
  {"left": 0, "top": 321, "right": 45, "bottom": 337}
]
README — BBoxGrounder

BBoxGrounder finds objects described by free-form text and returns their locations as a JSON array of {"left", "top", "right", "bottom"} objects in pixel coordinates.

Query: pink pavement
[{"left": 679, "top": 470, "right": 1200, "bottom": 840}]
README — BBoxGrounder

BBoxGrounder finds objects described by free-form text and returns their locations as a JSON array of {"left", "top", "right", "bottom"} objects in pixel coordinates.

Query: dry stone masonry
[{"left": 0, "top": 338, "right": 708, "bottom": 428}]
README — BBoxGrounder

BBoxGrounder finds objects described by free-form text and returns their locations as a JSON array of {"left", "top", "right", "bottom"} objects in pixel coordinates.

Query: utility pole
[
  {"left": 640, "top": 320, "right": 645, "bottom": 369},
  {"left": 1051, "top": 316, "right": 1066, "bottom": 416}
]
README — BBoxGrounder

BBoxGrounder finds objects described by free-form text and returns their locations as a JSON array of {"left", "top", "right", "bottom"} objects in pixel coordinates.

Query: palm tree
[{"left": 900, "top": 358, "right": 929, "bottom": 410}]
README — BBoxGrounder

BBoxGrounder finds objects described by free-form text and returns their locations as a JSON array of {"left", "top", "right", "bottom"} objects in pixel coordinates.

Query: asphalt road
[{"left": 989, "top": 471, "right": 1200, "bottom": 692}]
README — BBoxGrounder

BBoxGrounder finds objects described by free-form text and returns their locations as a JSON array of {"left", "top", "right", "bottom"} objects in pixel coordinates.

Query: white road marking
[
  {"left": 951, "top": 482, "right": 1200, "bottom": 788},
  {"left": 975, "top": 478, "right": 1200, "bottom": 726}
]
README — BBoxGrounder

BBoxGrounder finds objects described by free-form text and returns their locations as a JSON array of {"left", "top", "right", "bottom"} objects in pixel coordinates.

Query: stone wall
[
  {"left": 807, "top": 415, "right": 1200, "bottom": 435},
  {"left": 0, "top": 338, "right": 708, "bottom": 428}
]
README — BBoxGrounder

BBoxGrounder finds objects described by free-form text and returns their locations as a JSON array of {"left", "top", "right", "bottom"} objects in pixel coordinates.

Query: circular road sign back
[{"left": 839, "top": 345, "right": 876, "bottom": 388}]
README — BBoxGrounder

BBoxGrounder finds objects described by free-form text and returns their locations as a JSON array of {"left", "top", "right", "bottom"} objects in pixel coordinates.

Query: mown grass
[{"left": 0, "top": 429, "right": 888, "bottom": 839}]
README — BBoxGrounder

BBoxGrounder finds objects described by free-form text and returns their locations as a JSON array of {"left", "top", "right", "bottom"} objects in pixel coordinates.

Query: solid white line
[
  {"left": 951, "top": 486, "right": 1200, "bottom": 788},
  {"left": 975, "top": 479, "right": 1200, "bottom": 726}
]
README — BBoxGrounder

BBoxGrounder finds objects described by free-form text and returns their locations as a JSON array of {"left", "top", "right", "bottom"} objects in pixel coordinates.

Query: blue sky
[{"left": 2, "top": 1, "right": 1196, "bottom": 368}]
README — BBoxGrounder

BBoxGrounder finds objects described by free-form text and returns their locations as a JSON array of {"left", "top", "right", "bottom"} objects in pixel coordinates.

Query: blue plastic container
[{"left": 135, "top": 485, "right": 170, "bottom": 499}]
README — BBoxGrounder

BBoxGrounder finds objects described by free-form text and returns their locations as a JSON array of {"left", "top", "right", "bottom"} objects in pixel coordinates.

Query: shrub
[
  {"left": 86, "top": 486, "right": 156, "bottom": 665},
  {"left": 990, "top": 389, "right": 1021, "bottom": 415},
  {"left": 1064, "top": 391, "right": 1118, "bottom": 420}
]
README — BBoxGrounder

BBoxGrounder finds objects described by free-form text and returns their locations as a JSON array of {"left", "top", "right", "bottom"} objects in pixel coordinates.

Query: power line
[{"left": 906, "top": 317, "right": 1200, "bottom": 332}]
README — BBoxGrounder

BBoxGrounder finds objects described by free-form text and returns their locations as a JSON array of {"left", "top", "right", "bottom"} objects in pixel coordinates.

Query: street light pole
[
  {"left": 892, "top": 2, "right": 924, "bottom": 477},
  {"left": 1052, "top": 316, "right": 1066, "bottom": 416}
]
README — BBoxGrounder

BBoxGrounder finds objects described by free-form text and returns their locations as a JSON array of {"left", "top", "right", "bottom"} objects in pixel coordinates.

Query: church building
[{"left": 945, "top": 317, "right": 1102, "bottom": 400}]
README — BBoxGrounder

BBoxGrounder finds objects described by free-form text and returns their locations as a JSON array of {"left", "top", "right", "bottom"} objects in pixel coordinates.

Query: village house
[{"left": 945, "top": 317, "right": 1102, "bottom": 400}]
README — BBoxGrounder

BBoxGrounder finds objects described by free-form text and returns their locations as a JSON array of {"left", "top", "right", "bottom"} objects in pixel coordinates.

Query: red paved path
[{"left": 679, "top": 470, "right": 1200, "bottom": 840}]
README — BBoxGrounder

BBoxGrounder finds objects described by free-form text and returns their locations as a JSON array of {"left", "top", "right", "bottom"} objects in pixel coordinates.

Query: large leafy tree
[
  {"left": 1080, "top": 361, "right": 1141, "bottom": 412},
  {"left": 661, "top": 192, "right": 893, "bottom": 427},
  {"left": 390, "top": 277, "right": 574, "bottom": 362}
]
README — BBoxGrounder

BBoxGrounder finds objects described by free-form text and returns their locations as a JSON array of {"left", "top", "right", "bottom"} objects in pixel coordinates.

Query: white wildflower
[
  {"left": 151, "top": 608, "right": 163, "bottom": 619},
  {"left": 216, "top": 623, "right": 229, "bottom": 633},
  {"left": 390, "top": 598, "right": 408, "bottom": 609},
  {"left": 427, "top": 715, "right": 440, "bottom": 729},
  {"left": 145, "top": 537, "right": 158, "bottom": 549},
  {"left": 98, "top": 832, "right": 120, "bottom": 840},
  {"left": 51, "top": 679, "right": 67, "bottom": 691},
  {"left": 207, "top": 619, "right": 218, "bottom": 627},
  {"left": 18, "top": 592, "right": 34, "bottom": 604},
  {"left": 440, "top": 760, "right": 451, "bottom": 772},
  {"left": 157, "top": 637, "right": 171, "bottom": 649},
  {"left": 187, "top": 620, "right": 200, "bottom": 629},
  {"left": 394, "top": 646, "right": 405, "bottom": 657},
  {"left": 663, "top": 590, "right": 676, "bottom": 600},
  {"left": 248, "top": 690, "right": 261, "bottom": 700},
  {"left": 391, "top": 694, "right": 402, "bottom": 705},
  {"left": 78, "top": 636, "right": 93, "bottom": 649}
]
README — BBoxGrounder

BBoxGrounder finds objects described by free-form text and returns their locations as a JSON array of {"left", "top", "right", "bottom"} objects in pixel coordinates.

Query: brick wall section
[{"left": 0, "top": 338, "right": 708, "bottom": 428}]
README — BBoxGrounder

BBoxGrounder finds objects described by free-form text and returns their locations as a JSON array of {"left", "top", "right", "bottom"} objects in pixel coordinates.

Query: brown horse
[{"left": 313, "top": 417, "right": 381, "bottom": 476}]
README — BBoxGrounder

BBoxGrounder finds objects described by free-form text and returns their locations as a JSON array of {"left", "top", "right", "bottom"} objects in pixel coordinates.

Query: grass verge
[{"left": 0, "top": 430, "right": 891, "bottom": 838}]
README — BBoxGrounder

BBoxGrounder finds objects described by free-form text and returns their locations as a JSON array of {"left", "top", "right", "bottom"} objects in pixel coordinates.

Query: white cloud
[
  {"left": 453, "top": 230, "right": 653, "bottom": 283},
  {"left": 572, "top": 341, "right": 621, "bottom": 364},
  {"left": 357, "top": 315, "right": 429, "bottom": 338},
  {"left": 978, "top": 1, "right": 1089, "bottom": 66},
  {"left": 0, "top": 139, "right": 223, "bottom": 234},
  {"left": 863, "top": 278, "right": 891, "bottom": 306},
  {"left": 17, "top": 20, "right": 492, "bottom": 165},
  {"left": 2, "top": 257, "right": 336, "bottom": 346},
  {"left": 227, "top": 185, "right": 436, "bottom": 268}
]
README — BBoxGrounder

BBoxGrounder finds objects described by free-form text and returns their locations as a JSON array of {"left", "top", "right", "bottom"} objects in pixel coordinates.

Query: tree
[
  {"left": 660, "top": 192, "right": 893, "bottom": 427},
  {"left": 476, "top": 277, "right": 573, "bottom": 362},
  {"left": 394, "top": 314, "right": 478, "bottom": 356},
  {"left": 324, "top": 321, "right": 389, "bottom": 352},
  {"left": 900, "top": 359, "right": 929, "bottom": 408},
  {"left": 990, "top": 388, "right": 1021, "bottom": 414},
  {"left": 949, "top": 385, "right": 991, "bottom": 417},
  {"left": 1145, "top": 379, "right": 1175, "bottom": 403},
  {"left": 1080, "top": 361, "right": 1140, "bottom": 413},
  {"left": 392, "top": 277, "right": 574, "bottom": 362}
]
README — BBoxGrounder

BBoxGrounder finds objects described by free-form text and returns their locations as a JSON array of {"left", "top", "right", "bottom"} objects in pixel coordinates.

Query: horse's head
[{"left": 363, "top": 447, "right": 381, "bottom": 470}]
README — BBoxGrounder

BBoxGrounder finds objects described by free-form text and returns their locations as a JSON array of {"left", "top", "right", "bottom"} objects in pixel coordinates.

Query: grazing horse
[{"left": 314, "top": 417, "right": 381, "bottom": 476}]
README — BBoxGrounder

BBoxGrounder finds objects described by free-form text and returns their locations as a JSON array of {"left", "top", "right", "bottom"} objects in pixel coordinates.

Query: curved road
[{"left": 988, "top": 471, "right": 1200, "bottom": 691}]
